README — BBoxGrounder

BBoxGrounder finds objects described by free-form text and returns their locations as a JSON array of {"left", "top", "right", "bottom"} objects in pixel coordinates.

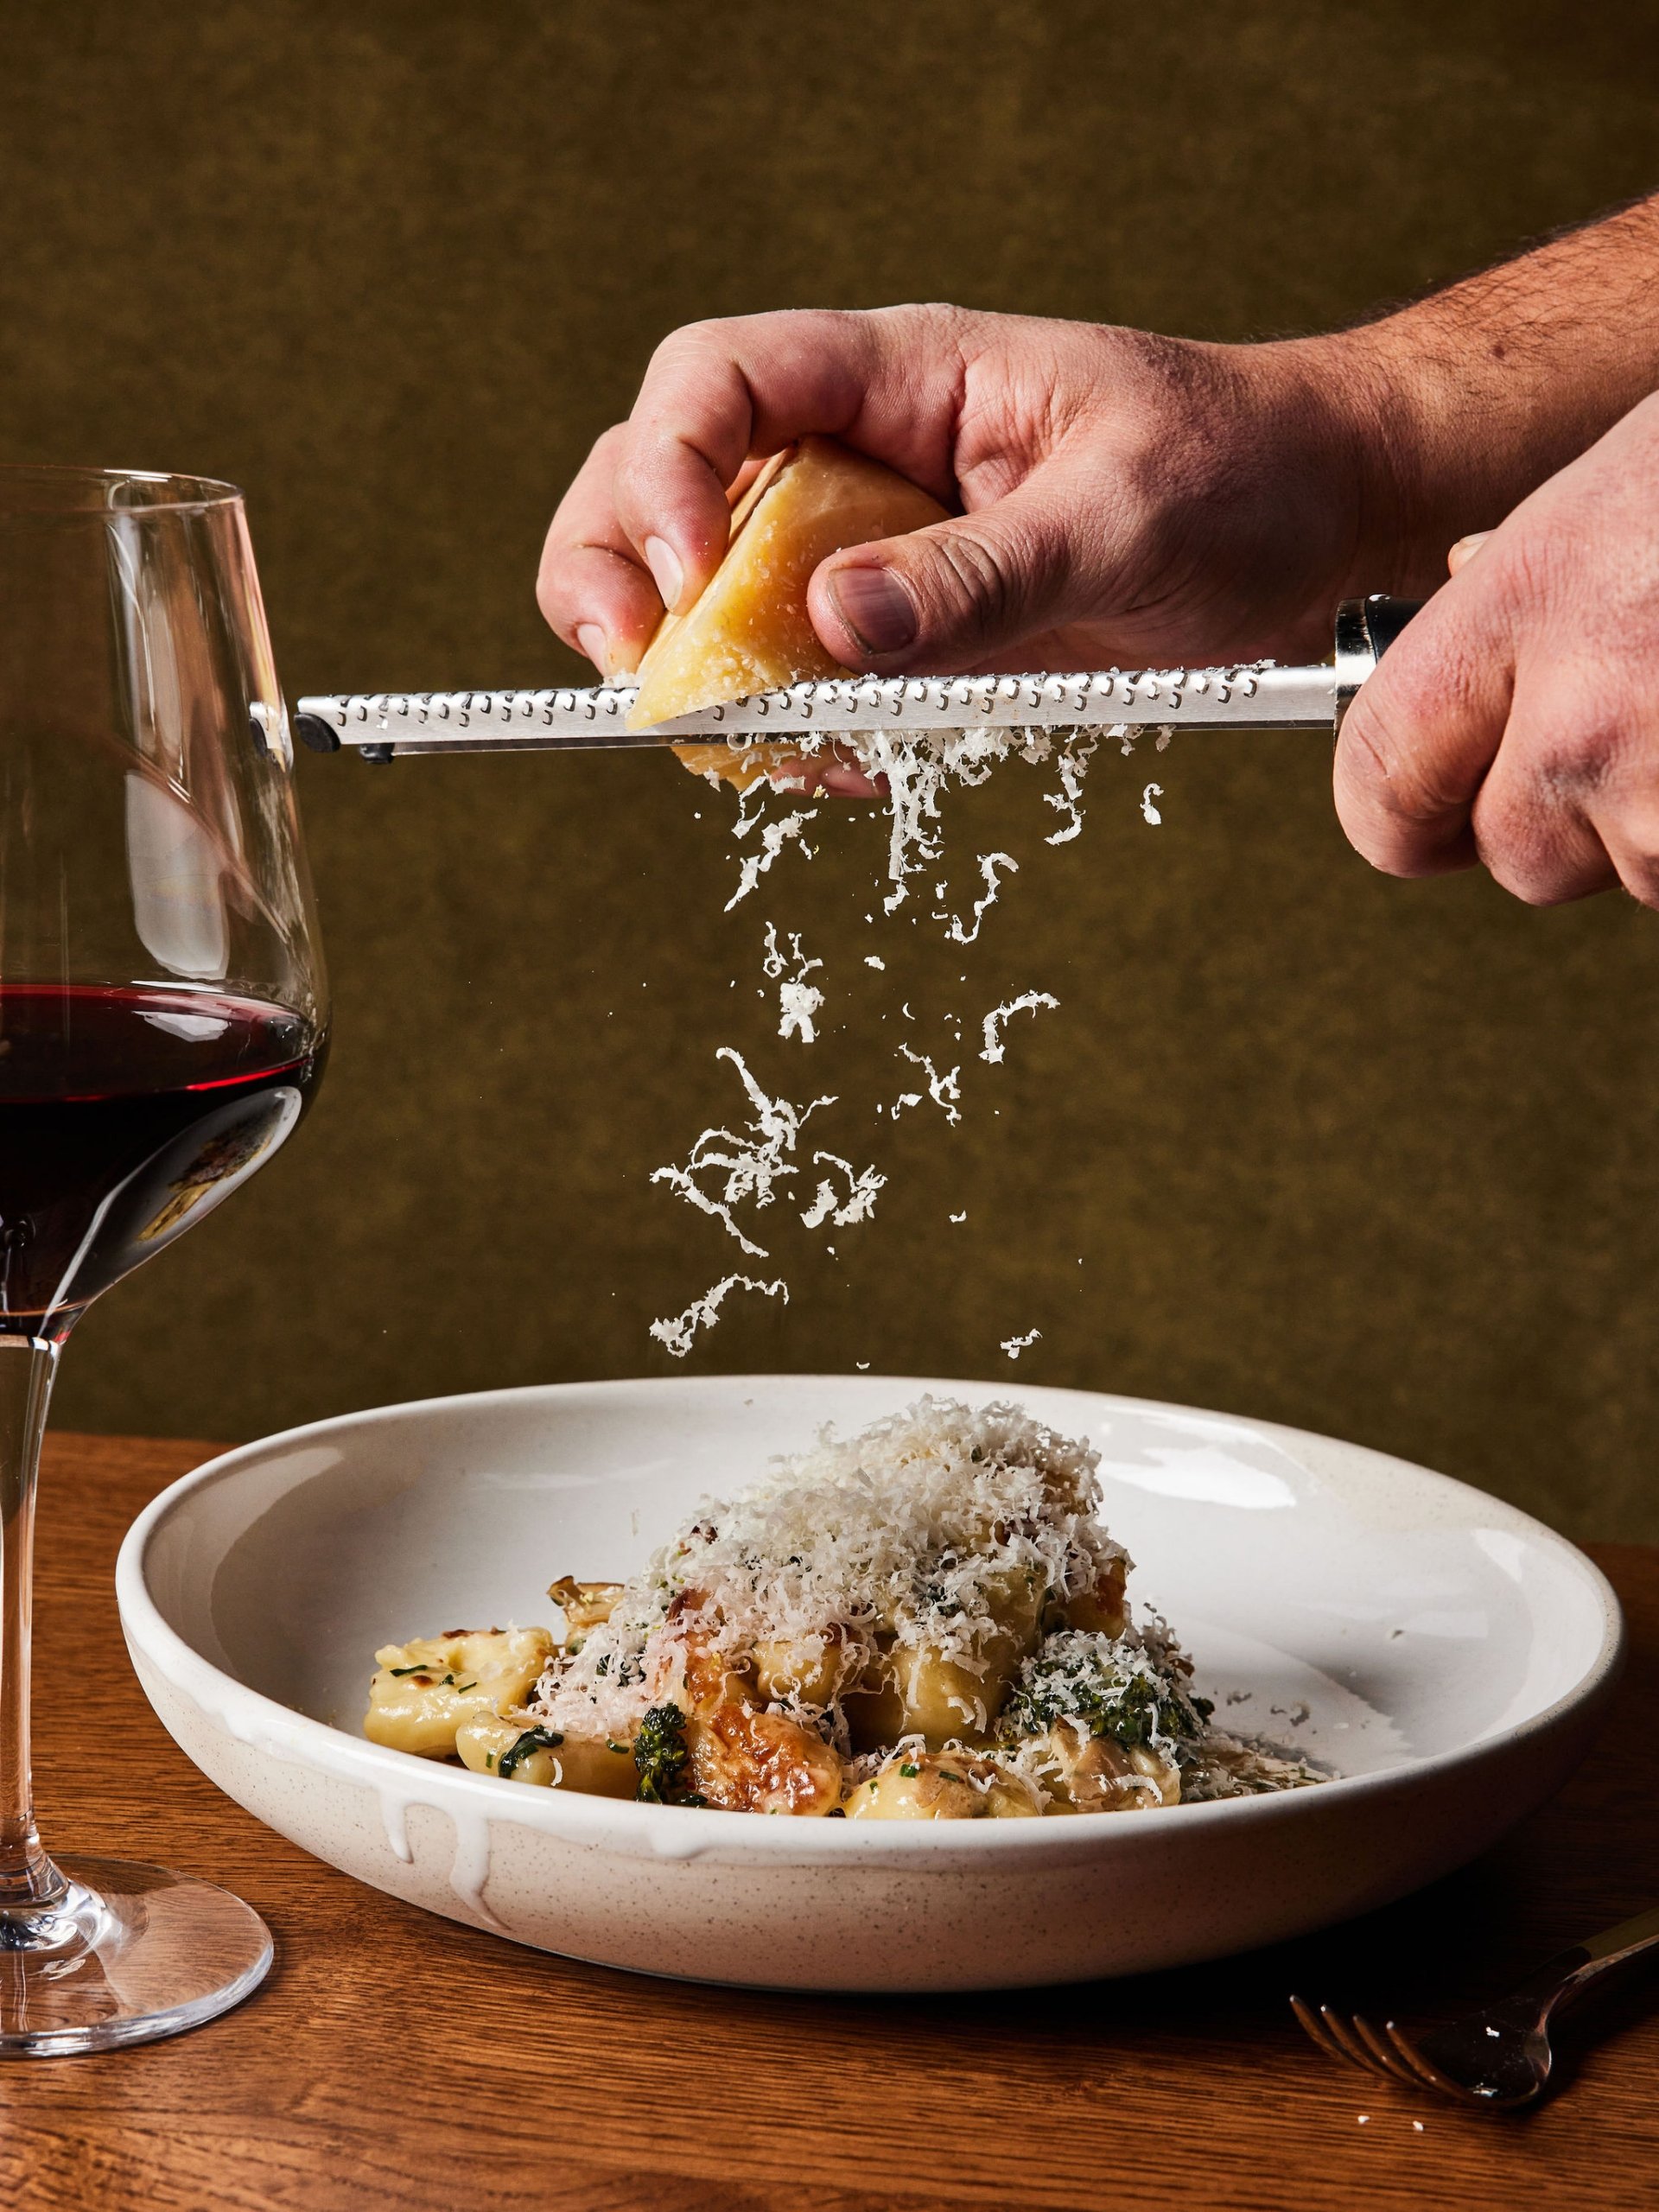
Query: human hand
[
  {"left": 537, "top": 304, "right": 1414, "bottom": 696},
  {"left": 1334, "top": 391, "right": 1659, "bottom": 908}
]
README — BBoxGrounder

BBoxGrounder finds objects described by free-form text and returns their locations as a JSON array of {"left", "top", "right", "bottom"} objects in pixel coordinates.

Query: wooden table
[{"left": 2, "top": 1434, "right": 1655, "bottom": 2211}]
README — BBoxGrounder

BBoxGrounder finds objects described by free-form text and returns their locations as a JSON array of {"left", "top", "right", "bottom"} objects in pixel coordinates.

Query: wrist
[{"left": 1263, "top": 326, "right": 1452, "bottom": 600}]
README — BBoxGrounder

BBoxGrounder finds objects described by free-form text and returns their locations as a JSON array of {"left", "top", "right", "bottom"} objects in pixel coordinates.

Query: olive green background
[{"left": 4, "top": 1, "right": 1659, "bottom": 1540}]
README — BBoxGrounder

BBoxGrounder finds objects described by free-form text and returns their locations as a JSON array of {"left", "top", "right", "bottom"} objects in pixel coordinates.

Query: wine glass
[{"left": 0, "top": 466, "right": 327, "bottom": 2053}]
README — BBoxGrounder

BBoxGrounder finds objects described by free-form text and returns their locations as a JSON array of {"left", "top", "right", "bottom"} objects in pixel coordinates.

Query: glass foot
[{"left": 0, "top": 1854, "right": 272, "bottom": 2056}]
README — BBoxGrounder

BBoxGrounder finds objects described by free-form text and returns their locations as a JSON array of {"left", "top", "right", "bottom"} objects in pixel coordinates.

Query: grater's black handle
[{"left": 1333, "top": 594, "right": 1424, "bottom": 731}]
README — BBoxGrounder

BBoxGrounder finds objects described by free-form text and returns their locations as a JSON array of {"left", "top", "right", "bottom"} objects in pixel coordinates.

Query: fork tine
[
  {"left": 1352, "top": 2013, "right": 1433, "bottom": 2090},
  {"left": 1382, "top": 2019, "right": 1470, "bottom": 2102},
  {"left": 1289, "top": 1995, "right": 1367, "bottom": 2073},
  {"left": 1319, "top": 2005, "right": 1399, "bottom": 2079},
  {"left": 1370, "top": 2019, "right": 1446, "bottom": 2093}
]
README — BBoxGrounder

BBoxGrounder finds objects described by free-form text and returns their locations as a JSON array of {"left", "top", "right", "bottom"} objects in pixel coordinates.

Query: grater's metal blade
[
  {"left": 293, "top": 596, "right": 1417, "bottom": 760},
  {"left": 296, "top": 662, "right": 1333, "bottom": 759}
]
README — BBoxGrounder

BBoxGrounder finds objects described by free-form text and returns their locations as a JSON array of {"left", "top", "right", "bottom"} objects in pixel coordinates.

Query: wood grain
[{"left": 1, "top": 1433, "right": 1654, "bottom": 2211}]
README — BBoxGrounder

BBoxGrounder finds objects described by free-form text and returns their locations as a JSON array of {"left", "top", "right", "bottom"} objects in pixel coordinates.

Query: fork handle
[
  {"left": 1515, "top": 1903, "right": 1659, "bottom": 2018},
  {"left": 1573, "top": 1902, "right": 1659, "bottom": 1976}
]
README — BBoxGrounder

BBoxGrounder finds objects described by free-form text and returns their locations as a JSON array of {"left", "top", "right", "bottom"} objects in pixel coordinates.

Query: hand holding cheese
[
  {"left": 537, "top": 304, "right": 1377, "bottom": 695},
  {"left": 537, "top": 206, "right": 1659, "bottom": 906}
]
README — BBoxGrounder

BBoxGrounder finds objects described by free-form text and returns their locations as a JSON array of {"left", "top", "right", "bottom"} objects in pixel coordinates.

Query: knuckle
[
  {"left": 926, "top": 528, "right": 1018, "bottom": 636},
  {"left": 647, "top": 316, "right": 734, "bottom": 369},
  {"left": 588, "top": 421, "right": 632, "bottom": 468},
  {"left": 646, "top": 310, "right": 806, "bottom": 385},
  {"left": 1614, "top": 851, "right": 1659, "bottom": 910},
  {"left": 1484, "top": 856, "right": 1575, "bottom": 907},
  {"left": 922, "top": 518, "right": 1061, "bottom": 642},
  {"left": 1523, "top": 718, "right": 1627, "bottom": 799}
]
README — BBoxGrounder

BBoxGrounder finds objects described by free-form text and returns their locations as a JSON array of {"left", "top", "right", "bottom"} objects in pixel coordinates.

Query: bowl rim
[{"left": 116, "top": 1372, "right": 1627, "bottom": 1862}]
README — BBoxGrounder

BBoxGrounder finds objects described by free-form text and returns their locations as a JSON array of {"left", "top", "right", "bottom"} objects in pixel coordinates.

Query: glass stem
[{"left": 0, "top": 1334, "right": 62, "bottom": 1908}]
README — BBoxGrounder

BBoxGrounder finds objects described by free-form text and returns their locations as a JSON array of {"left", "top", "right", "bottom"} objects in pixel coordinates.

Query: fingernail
[
  {"left": 827, "top": 563, "right": 918, "bottom": 657},
  {"left": 1447, "top": 531, "right": 1490, "bottom": 575},
  {"left": 575, "top": 623, "right": 610, "bottom": 675},
  {"left": 644, "top": 536, "right": 684, "bottom": 613}
]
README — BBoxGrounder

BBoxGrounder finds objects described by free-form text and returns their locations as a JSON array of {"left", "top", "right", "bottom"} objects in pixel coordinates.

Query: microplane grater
[{"left": 293, "top": 596, "right": 1420, "bottom": 763}]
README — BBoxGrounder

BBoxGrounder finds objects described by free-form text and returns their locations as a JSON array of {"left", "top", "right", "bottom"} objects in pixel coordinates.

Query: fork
[{"left": 1291, "top": 1903, "right": 1659, "bottom": 2108}]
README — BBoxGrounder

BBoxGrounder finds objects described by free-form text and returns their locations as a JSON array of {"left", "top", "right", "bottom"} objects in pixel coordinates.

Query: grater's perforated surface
[{"left": 298, "top": 660, "right": 1338, "bottom": 755}]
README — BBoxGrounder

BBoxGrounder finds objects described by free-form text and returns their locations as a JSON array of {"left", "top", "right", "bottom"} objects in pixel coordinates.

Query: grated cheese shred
[
  {"left": 647, "top": 1274, "right": 789, "bottom": 1359},
  {"left": 981, "top": 992, "right": 1060, "bottom": 1065}
]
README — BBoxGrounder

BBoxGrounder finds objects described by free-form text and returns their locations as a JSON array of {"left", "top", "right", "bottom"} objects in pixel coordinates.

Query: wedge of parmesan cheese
[{"left": 627, "top": 435, "right": 949, "bottom": 774}]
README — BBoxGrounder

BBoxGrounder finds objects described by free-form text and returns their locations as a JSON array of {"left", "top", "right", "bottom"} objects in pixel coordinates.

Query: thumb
[
  {"left": 1333, "top": 579, "right": 1513, "bottom": 878},
  {"left": 808, "top": 478, "right": 1096, "bottom": 673}
]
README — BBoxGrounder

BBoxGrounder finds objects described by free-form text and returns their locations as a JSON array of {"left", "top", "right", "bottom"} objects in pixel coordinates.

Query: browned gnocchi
[{"left": 365, "top": 1399, "right": 1325, "bottom": 1816}]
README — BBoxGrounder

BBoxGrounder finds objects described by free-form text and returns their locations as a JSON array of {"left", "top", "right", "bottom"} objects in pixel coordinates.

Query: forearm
[{"left": 1306, "top": 193, "right": 1659, "bottom": 593}]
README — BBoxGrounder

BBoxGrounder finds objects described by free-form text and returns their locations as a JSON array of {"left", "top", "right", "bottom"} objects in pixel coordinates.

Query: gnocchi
[
  {"left": 365, "top": 1398, "right": 1326, "bottom": 1816},
  {"left": 364, "top": 1627, "right": 555, "bottom": 1758},
  {"left": 848, "top": 1749, "right": 1043, "bottom": 1821}
]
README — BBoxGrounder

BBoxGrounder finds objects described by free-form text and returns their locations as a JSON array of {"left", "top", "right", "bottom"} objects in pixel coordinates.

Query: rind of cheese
[
  {"left": 626, "top": 433, "right": 948, "bottom": 738},
  {"left": 664, "top": 740, "right": 791, "bottom": 793}
]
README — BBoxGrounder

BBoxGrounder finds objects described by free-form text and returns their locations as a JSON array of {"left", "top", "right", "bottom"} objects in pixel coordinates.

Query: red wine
[{"left": 0, "top": 985, "right": 326, "bottom": 1332}]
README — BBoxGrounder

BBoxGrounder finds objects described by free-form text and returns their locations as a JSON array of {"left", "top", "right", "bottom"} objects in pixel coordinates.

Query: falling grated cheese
[
  {"left": 762, "top": 923, "right": 825, "bottom": 1043},
  {"left": 726, "top": 807, "right": 817, "bottom": 912},
  {"left": 947, "top": 851, "right": 1019, "bottom": 945},
  {"left": 649, "top": 1273, "right": 788, "bottom": 1359},
  {"left": 981, "top": 991, "right": 1060, "bottom": 1065},
  {"left": 651, "top": 704, "right": 1163, "bottom": 1351},
  {"left": 799, "top": 1149, "right": 887, "bottom": 1229},
  {"left": 894, "top": 1044, "right": 963, "bottom": 1124},
  {"left": 1001, "top": 1328, "right": 1041, "bottom": 1359},
  {"left": 1043, "top": 731, "right": 1102, "bottom": 845},
  {"left": 651, "top": 1047, "right": 836, "bottom": 1257},
  {"left": 1141, "top": 783, "right": 1163, "bottom": 825},
  {"left": 741, "top": 723, "right": 1098, "bottom": 917}
]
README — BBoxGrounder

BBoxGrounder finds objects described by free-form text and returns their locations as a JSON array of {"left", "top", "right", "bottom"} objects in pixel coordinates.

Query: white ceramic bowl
[{"left": 117, "top": 1376, "right": 1622, "bottom": 1992}]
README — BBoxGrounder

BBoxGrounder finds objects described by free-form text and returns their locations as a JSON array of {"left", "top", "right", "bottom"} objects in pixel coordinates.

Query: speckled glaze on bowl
[{"left": 116, "top": 1376, "right": 1622, "bottom": 1992}]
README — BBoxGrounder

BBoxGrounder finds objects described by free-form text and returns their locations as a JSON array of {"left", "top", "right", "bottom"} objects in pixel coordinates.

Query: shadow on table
[{"left": 594, "top": 1818, "right": 1658, "bottom": 2099}]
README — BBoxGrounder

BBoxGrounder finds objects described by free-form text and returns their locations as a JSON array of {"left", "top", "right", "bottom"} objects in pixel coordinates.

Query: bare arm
[{"left": 1341, "top": 194, "right": 1659, "bottom": 591}]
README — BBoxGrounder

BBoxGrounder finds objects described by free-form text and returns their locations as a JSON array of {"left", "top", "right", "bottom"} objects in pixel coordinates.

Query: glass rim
[{"left": 0, "top": 464, "right": 244, "bottom": 518}]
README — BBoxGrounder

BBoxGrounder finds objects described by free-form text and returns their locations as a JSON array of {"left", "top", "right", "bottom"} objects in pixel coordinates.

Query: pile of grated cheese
[
  {"left": 528, "top": 1395, "right": 1322, "bottom": 1802},
  {"left": 532, "top": 1396, "right": 1115, "bottom": 1745}
]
